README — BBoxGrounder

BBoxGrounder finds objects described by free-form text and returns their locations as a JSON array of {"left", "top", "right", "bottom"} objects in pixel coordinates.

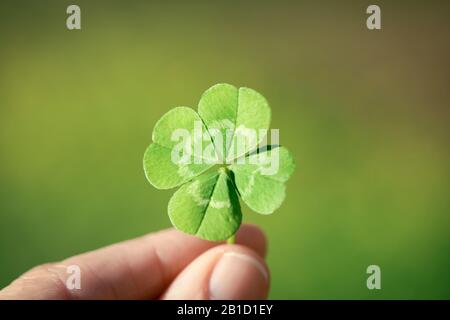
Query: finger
[
  {"left": 0, "top": 224, "right": 266, "bottom": 300},
  {"left": 235, "top": 223, "right": 267, "bottom": 258},
  {"left": 162, "top": 244, "right": 270, "bottom": 300}
]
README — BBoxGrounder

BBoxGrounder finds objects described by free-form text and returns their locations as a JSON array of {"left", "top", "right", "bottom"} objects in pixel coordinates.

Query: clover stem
[{"left": 226, "top": 234, "right": 236, "bottom": 244}]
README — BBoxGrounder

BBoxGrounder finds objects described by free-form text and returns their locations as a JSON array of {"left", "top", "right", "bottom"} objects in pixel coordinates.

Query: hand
[{"left": 0, "top": 224, "right": 269, "bottom": 300}]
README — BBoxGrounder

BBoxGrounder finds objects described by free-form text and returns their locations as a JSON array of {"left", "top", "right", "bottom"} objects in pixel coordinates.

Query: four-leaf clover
[{"left": 143, "top": 84, "right": 295, "bottom": 242}]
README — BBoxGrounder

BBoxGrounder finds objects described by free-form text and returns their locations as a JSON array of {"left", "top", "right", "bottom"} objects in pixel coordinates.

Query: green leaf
[
  {"left": 198, "top": 84, "right": 271, "bottom": 163},
  {"left": 198, "top": 83, "right": 238, "bottom": 162},
  {"left": 143, "top": 107, "right": 216, "bottom": 189},
  {"left": 229, "top": 146, "right": 295, "bottom": 215},
  {"left": 168, "top": 168, "right": 242, "bottom": 241}
]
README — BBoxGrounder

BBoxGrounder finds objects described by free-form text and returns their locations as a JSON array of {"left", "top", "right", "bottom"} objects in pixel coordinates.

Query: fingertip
[
  {"left": 236, "top": 224, "right": 268, "bottom": 258},
  {"left": 209, "top": 245, "right": 270, "bottom": 300},
  {"left": 162, "top": 244, "right": 270, "bottom": 300}
]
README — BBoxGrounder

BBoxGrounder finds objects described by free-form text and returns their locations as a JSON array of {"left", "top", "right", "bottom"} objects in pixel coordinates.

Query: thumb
[{"left": 162, "top": 244, "right": 270, "bottom": 300}]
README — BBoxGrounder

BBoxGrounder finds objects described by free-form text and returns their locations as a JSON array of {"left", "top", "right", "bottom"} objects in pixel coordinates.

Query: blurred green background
[{"left": 1, "top": 0, "right": 449, "bottom": 299}]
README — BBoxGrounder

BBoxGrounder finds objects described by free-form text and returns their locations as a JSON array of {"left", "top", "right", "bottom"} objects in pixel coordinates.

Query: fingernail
[{"left": 209, "top": 252, "right": 269, "bottom": 300}]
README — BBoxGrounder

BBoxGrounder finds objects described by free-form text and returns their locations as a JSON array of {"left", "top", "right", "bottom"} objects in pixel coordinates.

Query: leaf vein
[{"left": 194, "top": 173, "right": 222, "bottom": 235}]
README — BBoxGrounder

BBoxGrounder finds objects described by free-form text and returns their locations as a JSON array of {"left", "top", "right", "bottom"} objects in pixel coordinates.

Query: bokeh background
[{"left": 1, "top": 0, "right": 449, "bottom": 299}]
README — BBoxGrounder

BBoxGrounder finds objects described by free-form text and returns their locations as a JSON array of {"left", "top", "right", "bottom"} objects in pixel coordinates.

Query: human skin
[{"left": 0, "top": 224, "right": 269, "bottom": 300}]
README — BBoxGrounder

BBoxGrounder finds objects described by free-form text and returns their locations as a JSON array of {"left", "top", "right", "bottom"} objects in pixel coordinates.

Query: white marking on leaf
[
  {"left": 241, "top": 170, "right": 256, "bottom": 197},
  {"left": 240, "top": 166, "right": 267, "bottom": 197},
  {"left": 210, "top": 199, "right": 231, "bottom": 209},
  {"left": 187, "top": 175, "right": 231, "bottom": 209},
  {"left": 177, "top": 164, "right": 195, "bottom": 179},
  {"left": 187, "top": 180, "right": 209, "bottom": 207}
]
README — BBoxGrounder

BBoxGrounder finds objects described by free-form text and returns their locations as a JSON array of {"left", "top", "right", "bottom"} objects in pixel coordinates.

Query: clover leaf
[{"left": 143, "top": 83, "right": 295, "bottom": 242}]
